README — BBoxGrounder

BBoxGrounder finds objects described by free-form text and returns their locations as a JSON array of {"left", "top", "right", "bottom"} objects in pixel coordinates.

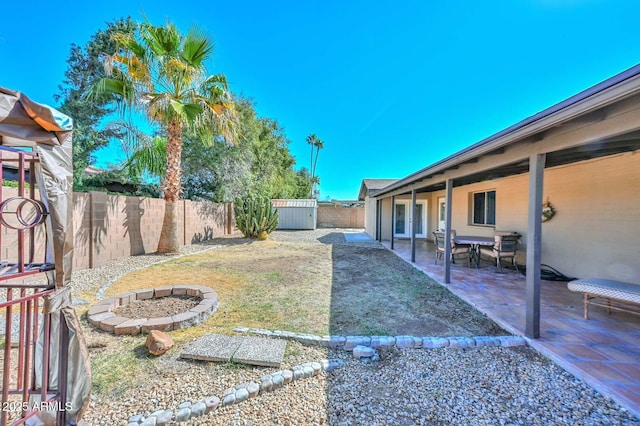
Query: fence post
[
  {"left": 89, "top": 192, "right": 94, "bottom": 269},
  {"left": 183, "top": 200, "right": 187, "bottom": 247}
]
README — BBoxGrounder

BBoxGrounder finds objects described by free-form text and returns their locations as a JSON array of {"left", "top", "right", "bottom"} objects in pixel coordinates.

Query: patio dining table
[{"left": 454, "top": 235, "right": 495, "bottom": 268}]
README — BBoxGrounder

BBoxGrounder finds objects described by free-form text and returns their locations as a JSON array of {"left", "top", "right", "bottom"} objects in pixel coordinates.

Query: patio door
[
  {"left": 394, "top": 201, "right": 426, "bottom": 238},
  {"left": 438, "top": 197, "right": 446, "bottom": 230}
]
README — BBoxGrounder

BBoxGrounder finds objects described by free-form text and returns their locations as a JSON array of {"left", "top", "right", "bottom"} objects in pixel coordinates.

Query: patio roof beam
[{"left": 526, "top": 153, "right": 546, "bottom": 339}]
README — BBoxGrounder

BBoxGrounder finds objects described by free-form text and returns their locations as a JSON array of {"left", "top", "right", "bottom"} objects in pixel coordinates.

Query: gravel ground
[{"left": 11, "top": 229, "right": 639, "bottom": 425}]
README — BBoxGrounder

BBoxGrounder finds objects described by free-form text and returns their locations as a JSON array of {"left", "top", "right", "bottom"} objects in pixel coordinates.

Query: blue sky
[{"left": 1, "top": 1, "right": 639, "bottom": 200}]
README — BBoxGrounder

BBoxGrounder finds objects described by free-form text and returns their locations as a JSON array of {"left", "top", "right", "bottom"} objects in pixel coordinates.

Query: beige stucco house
[{"left": 360, "top": 64, "right": 640, "bottom": 338}]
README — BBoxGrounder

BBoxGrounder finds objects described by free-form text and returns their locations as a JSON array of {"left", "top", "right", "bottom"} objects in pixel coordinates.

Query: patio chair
[
  {"left": 479, "top": 234, "right": 519, "bottom": 273},
  {"left": 433, "top": 231, "right": 471, "bottom": 266}
]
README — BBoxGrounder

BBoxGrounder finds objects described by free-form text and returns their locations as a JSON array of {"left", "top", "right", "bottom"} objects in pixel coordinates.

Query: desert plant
[{"left": 234, "top": 195, "right": 278, "bottom": 239}]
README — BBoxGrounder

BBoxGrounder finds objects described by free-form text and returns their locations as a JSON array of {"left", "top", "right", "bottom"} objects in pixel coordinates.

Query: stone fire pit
[{"left": 87, "top": 285, "right": 219, "bottom": 335}]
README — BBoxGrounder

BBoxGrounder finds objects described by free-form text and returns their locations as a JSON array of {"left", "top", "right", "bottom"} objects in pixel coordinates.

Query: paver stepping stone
[
  {"left": 181, "top": 334, "right": 286, "bottom": 367},
  {"left": 181, "top": 335, "right": 242, "bottom": 362},
  {"left": 232, "top": 336, "right": 287, "bottom": 367}
]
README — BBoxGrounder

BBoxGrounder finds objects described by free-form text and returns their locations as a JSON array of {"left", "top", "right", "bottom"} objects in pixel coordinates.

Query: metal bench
[{"left": 568, "top": 278, "right": 640, "bottom": 319}]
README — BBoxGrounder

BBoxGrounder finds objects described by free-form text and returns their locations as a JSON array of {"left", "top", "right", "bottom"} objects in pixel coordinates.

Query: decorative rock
[
  {"left": 272, "top": 373, "right": 285, "bottom": 389},
  {"left": 302, "top": 365, "right": 315, "bottom": 378},
  {"left": 140, "top": 417, "right": 157, "bottom": 426},
  {"left": 353, "top": 345, "right": 376, "bottom": 359},
  {"left": 292, "top": 366, "right": 304, "bottom": 380},
  {"left": 234, "top": 327, "right": 250, "bottom": 333},
  {"left": 326, "top": 359, "right": 346, "bottom": 372},
  {"left": 190, "top": 401, "right": 206, "bottom": 417},
  {"left": 174, "top": 407, "right": 191, "bottom": 422},
  {"left": 326, "top": 336, "right": 346, "bottom": 349},
  {"left": 145, "top": 330, "right": 174, "bottom": 356},
  {"left": 344, "top": 336, "right": 370, "bottom": 350},
  {"left": 281, "top": 370, "right": 293, "bottom": 384},
  {"left": 260, "top": 376, "right": 273, "bottom": 392},
  {"left": 310, "top": 361, "right": 322, "bottom": 375},
  {"left": 448, "top": 336, "right": 474, "bottom": 349},
  {"left": 422, "top": 337, "right": 450, "bottom": 349},
  {"left": 245, "top": 381, "right": 260, "bottom": 397},
  {"left": 395, "top": 336, "right": 415, "bottom": 349},
  {"left": 128, "top": 414, "right": 144, "bottom": 423},
  {"left": 204, "top": 395, "right": 220, "bottom": 414},
  {"left": 154, "top": 410, "right": 173, "bottom": 426},
  {"left": 235, "top": 388, "right": 250, "bottom": 403},
  {"left": 498, "top": 336, "right": 527, "bottom": 347},
  {"left": 371, "top": 336, "right": 395, "bottom": 348},
  {"left": 222, "top": 393, "right": 235, "bottom": 406}
]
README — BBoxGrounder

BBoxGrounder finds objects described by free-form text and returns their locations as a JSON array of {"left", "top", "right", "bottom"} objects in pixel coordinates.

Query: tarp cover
[{"left": 0, "top": 87, "right": 90, "bottom": 424}]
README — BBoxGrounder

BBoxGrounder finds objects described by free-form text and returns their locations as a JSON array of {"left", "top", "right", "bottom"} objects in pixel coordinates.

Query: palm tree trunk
[
  {"left": 313, "top": 147, "right": 320, "bottom": 180},
  {"left": 157, "top": 120, "right": 183, "bottom": 253}
]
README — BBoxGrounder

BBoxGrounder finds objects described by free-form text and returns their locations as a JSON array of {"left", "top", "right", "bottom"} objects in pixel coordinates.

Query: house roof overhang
[
  {"left": 373, "top": 64, "right": 640, "bottom": 199},
  {"left": 358, "top": 179, "right": 400, "bottom": 200}
]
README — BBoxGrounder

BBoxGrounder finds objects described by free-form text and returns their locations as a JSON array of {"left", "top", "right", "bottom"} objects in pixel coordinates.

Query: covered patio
[{"left": 384, "top": 238, "right": 640, "bottom": 418}]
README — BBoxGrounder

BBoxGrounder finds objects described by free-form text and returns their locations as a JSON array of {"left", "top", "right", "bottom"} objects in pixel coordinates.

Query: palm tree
[
  {"left": 312, "top": 138, "right": 324, "bottom": 179},
  {"left": 90, "top": 20, "right": 237, "bottom": 252},
  {"left": 306, "top": 134, "right": 324, "bottom": 198}
]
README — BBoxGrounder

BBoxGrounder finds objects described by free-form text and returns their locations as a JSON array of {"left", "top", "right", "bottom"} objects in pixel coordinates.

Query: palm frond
[
  {"left": 182, "top": 25, "right": 214, "bottom": 68},
  {"left": 88, "top": 77, "right": 134, "bottom": 103},
  {"left": 140, "top": 21, "right": 180, "bottom": 57},
  {"left": 170, "top": 100, "right": 203, "bottom": 122},
  {"left": 124, "top": 135, "right": 167, "bottom": 178}
]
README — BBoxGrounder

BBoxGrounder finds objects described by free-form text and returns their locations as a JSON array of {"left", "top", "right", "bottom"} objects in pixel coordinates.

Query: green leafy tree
[
  {"left": 181, "top": 96, "right": 311, "bottom": 201},
  {"left": 90, "top": 19, "right": 237, "bottom": 253},
  {"left": 55, "top": 17, "right": 136, "bottom": 188}
]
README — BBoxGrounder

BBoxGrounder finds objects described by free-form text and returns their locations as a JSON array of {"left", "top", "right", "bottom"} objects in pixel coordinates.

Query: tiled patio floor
[{"left": 382, "top": 238, "right": 640, "bottom": 419}]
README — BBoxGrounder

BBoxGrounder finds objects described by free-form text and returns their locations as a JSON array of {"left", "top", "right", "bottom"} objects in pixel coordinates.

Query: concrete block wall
[
  {"left": 1, "top": 188, "right": 232, "bottom": 275},
  {"left": 317, "top": 205, "right": 365, "bottom": 228}
]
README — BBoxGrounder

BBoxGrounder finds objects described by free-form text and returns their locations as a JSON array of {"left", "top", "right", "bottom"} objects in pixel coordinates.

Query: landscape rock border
[
  {"left": 125, "top": 358, "right": 344, "bottom": 425},
  {"left": 123, "top": 327, "right": 527, "bottom": 425},
  {"left": 232, "top": 327, "right": 527, "bottom": 350},
  {"left": 87, "top": 285, "right": 219, "bottom": 335}
]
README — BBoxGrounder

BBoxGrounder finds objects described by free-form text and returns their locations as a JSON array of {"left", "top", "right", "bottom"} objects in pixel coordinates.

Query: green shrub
[{"left": 234, "top": 195, "right": 279, "bottom": 239}]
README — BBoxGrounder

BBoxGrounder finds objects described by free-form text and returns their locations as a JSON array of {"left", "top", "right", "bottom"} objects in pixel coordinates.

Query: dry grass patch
[
  {"left": 104, "top": 240, "right": 334, "bottom": 340},
  {"left": 82, "top": 236, "right": 504, "bottom": 396}
]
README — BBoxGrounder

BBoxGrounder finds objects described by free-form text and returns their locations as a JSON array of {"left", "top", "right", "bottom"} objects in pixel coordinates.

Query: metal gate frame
[{"left": 0, "top": 147, "right": 68, "bottom": 426}]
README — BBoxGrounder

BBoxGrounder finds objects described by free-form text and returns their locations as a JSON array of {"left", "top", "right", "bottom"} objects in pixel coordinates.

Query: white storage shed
[{"left": 272, "top": 199, "right": 317, "bottom": 230}]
